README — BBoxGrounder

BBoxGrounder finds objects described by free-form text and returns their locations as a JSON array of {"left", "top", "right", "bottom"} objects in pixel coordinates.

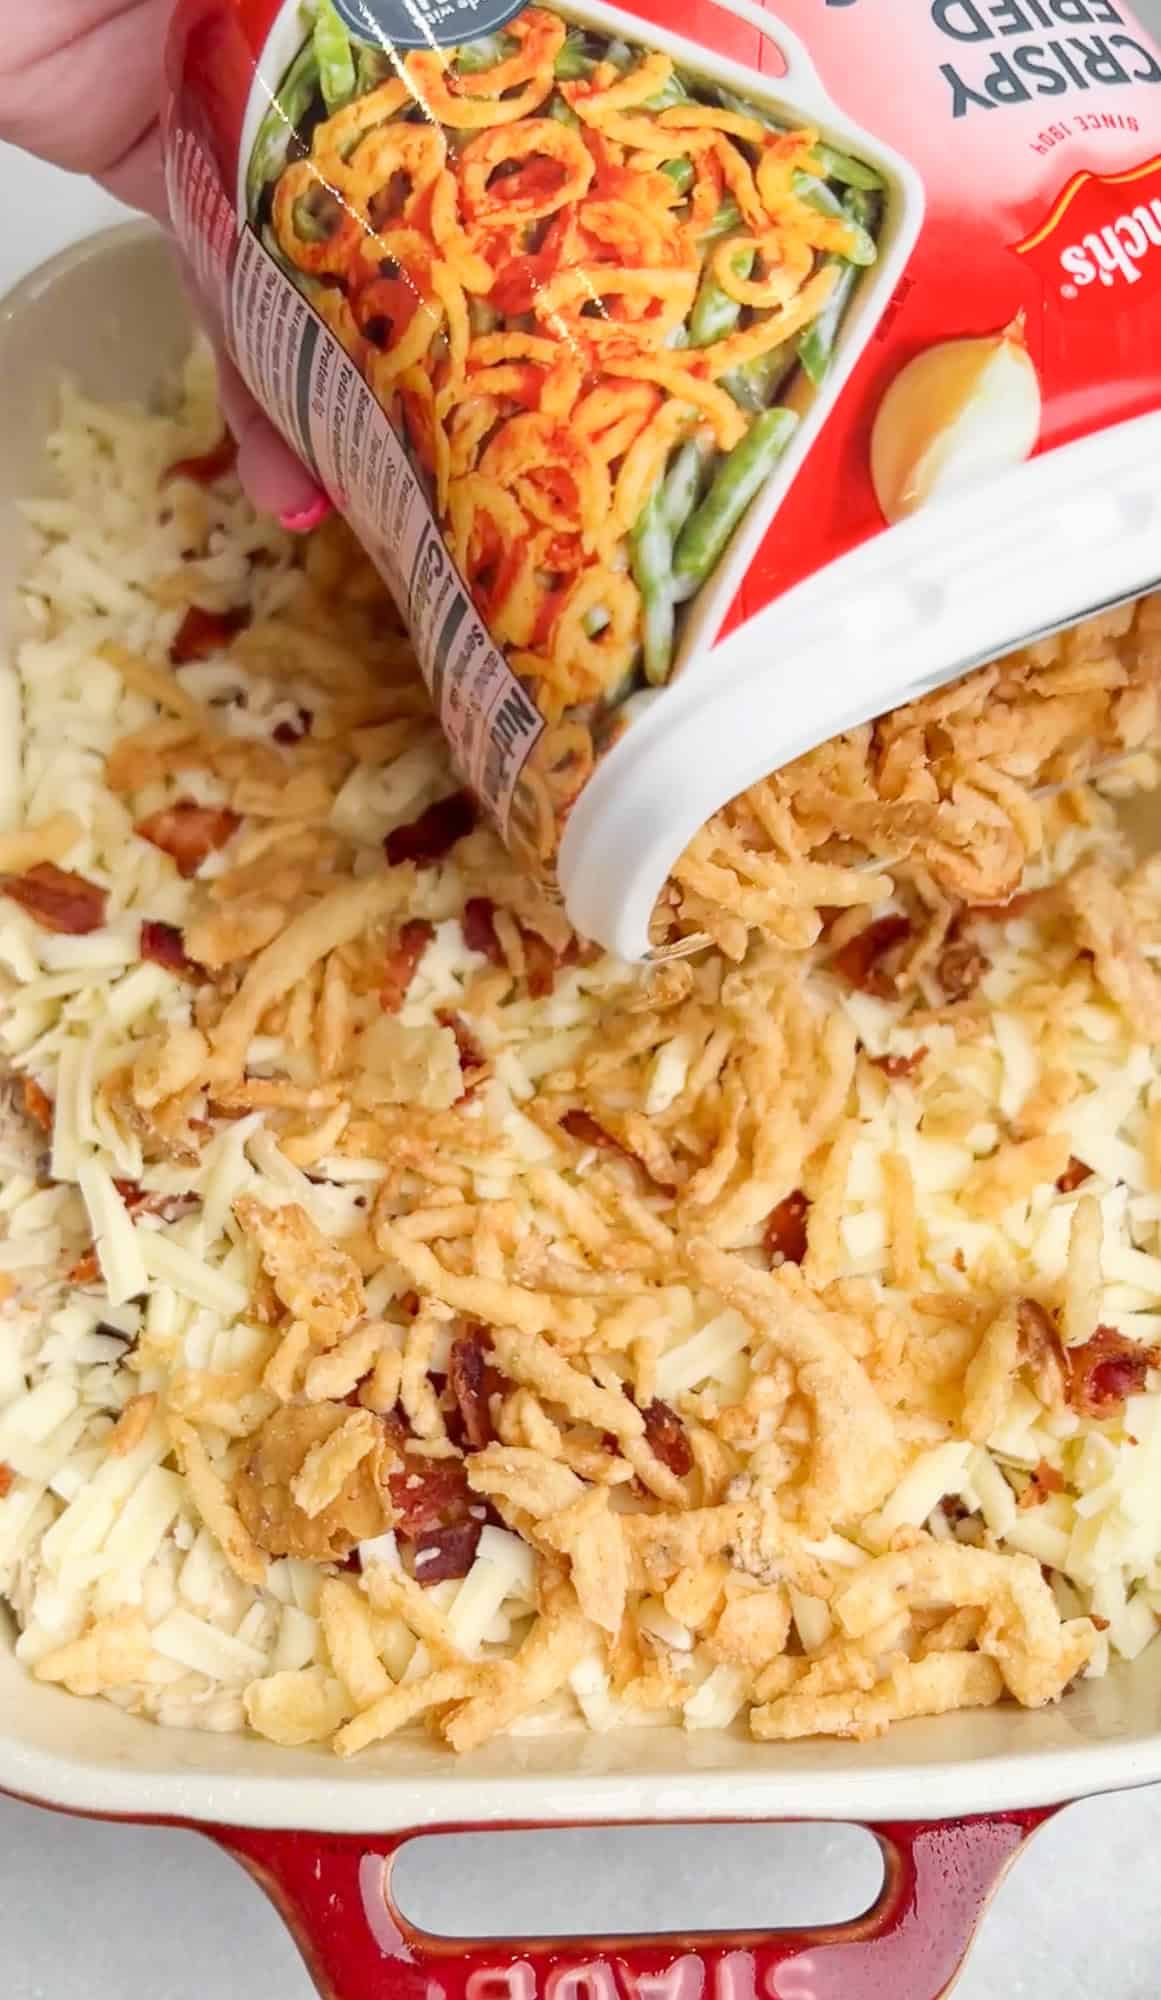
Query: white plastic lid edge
[{"left": 559, "top": 409, "right": 1161, "bottom": 961}]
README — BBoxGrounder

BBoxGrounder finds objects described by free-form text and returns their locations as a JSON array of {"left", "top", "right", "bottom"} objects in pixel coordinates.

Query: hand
[{"left": 0, "top": 0, "right": 328, "bottom": 523}]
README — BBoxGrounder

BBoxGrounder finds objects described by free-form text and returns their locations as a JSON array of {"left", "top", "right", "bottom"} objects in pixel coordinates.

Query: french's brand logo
[
  {"left": 1059, "top": 195, "right": 1161, "bottom": 286},
  {"left": 1015, "top": 152, "right": 1161, "bottom": 297}
]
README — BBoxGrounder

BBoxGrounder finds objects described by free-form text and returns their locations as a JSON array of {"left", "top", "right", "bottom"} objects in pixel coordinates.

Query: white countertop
[{"left": 4, "top": 79, "right": 1161, "bottom": 1998}]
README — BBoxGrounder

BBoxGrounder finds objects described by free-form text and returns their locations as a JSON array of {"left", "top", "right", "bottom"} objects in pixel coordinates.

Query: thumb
[
  {"left": 169, "top": 240, "right": 331, "bottom": 528},
  {"left": 214, "top": 346, "right": 332, "bottom": 528}
]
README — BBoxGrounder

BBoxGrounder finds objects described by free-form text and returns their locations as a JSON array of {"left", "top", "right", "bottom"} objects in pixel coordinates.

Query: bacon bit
[
  {"left": 388, "top": 1451, "right": 472, "bottom": 1539},
  {"left": 68, "top": 1248, "right": 101, "bottom": 1285},
  {"left": 1018, "top": 1458, "right": 1066, "bottom": 1510},
  {"left": 641, "top": 1398, "right": 692, "bottom": 1477},
  {"left": 449, "top": 1329, "right": 495, "bottom": 1450},
  {"left": 135, "top": 801, "right": 240, "bottom": 877},
  {"left": 560, "top": 1108, "right": 628, "bottom": 1156},
  {"left": 872, "top": 1046, "right": 928, "bottom": 1080},
  {"left": 1056, "top": 1156, "right": 1093, "bottom": 1194},
  {"left": 385, "top": 790, "right": 477, "bottom": 868},
  {"left": 461, "top": 897, "right": 503, "bottom": 965},
  {"left": 459, "top": 897, "right": 575, "bottom": 996},
  {"left": 1090, "top": 1614, "right": 1111, "bottom": 1632},
  {"left": 0, "top": 862, "right": 107, "bottom": 935},
  {"left": 1067, "top": 1325, "right": 1161, "bottom": 1420},
  {"left": 410, "top": 1520, "right": 482, "bottom": 1586},
  {"left": 0, "top": 1463, "right": 13, "bottom": 1499},
  {"left": 523, "top": 927, "right": 562, "bottom": 999},
  {"left": 169, "top": 604, "right": 249, "bottom": 665},
  {"left": 937, "top": 938, "right": 990, "bottom": 1001},
  {"left": 763, "top": 1189, "right": 810, "bottom": 1268},
  {"left": 273, "top": 709, "right": 312, "bottom": 745},
  {"left": 437, "top": 1009, "right": 488, "bottom": 1091},
  {"left": 113, "top": 1180, "right": 199, "bottom": 1224},
  {"left": 829, "top": 915, "right": 912, "bottom": 996},
  {"left": 21, "top": 1077, "right": 53, "bottom": 1134},
  {"left": 398, "top": 1290, "right": 421, "bottom": 1319},
  {"left": 164, "top": 432, "right": 238, "bottom": 486},
  {"left": 380, "top": 919, "right": 434, "bottom": 1014},
  {"left": 140, "top": 919, "right": 197, "bottom": 974}
]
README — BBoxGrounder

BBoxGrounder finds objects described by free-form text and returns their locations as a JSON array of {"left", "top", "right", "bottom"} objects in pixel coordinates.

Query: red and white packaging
[{"left": 165, "top": 0, "right": 1161, "bottom": 956}]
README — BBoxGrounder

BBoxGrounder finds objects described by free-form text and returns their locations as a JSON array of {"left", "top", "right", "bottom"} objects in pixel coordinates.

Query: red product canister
[{"left": 166, "top": 0, "right": 1161, "bottom": 954}]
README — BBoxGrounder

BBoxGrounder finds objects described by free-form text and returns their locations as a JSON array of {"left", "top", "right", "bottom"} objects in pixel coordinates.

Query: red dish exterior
[{"left": 211, "top": 1809, "right": 1057, "bottom": 2000}]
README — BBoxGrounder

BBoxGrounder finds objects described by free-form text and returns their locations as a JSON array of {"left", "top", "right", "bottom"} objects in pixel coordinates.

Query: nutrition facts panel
[{"left": 228, "top": 227, "right": 542, "bottom": 825}]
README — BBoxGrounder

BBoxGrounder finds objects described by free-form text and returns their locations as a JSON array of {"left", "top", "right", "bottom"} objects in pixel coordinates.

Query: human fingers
[
  {"left": 214, "top": 347, "right": 332, "bottom": 528},
  {"left": 0, "top": 0, "right": 166, "bottom": 196}
]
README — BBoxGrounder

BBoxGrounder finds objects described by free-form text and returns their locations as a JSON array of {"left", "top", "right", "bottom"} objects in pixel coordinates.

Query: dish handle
[{"left": 208, "top": 1807, "right": 1058, "bottom": 2000}]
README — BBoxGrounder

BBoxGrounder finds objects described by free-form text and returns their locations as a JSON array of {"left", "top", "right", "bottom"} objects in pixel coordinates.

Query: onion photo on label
[{"left": 869, "top": 317, "right": 1042, "bottom": 525}]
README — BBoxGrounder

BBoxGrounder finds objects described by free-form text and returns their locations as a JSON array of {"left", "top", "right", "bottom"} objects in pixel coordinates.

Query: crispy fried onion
[
  {"left": 234, "top": 1197, "right": 365, "bottom": 1346},
  {"left": 834, "top": 1542, "right": 1095, "bottom": 1708},
  {"left": 690, "top": 1242, "right": 899, "bottom": 1530},
  {"left": 657, "top": 597, "right": 1161, "bottom": 956}
]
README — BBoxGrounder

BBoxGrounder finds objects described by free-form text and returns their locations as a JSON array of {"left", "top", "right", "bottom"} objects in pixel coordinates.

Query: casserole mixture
[{"left": 2, "top": 352, "right": 1161, "bottom": 1755}]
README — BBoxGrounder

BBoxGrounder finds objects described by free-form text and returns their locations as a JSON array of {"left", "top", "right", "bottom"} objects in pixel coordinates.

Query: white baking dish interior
[{"left": 3, "top": 224, "right": 1161, "bottom": 1835}]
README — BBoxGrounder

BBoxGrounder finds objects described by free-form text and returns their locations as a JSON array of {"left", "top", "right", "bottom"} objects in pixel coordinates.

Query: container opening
[{"left": 390, "top": 1822, "right": 885, "bottom": 1940}]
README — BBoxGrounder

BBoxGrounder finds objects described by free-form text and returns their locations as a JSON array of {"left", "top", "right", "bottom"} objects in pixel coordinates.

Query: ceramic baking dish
[{"left": 2, "top": 221, "right": 1160, "bottom": 2000}]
